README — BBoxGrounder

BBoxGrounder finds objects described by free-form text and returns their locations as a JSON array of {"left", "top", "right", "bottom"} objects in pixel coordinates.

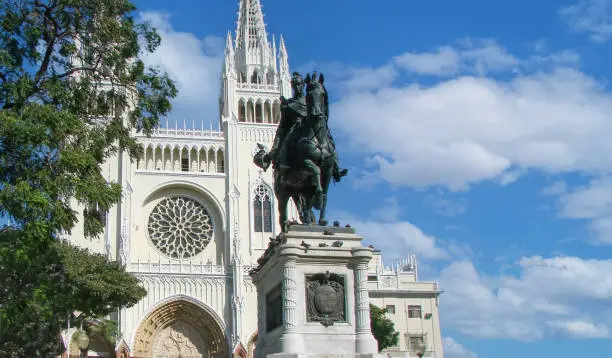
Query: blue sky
[{"left": 129, "top": 0, "right": 612, "bottom": 357}]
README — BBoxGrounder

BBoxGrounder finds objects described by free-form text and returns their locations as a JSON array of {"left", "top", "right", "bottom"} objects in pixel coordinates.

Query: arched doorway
[{"left": 132, "top": 297, "right": 228, "bottom": 358}]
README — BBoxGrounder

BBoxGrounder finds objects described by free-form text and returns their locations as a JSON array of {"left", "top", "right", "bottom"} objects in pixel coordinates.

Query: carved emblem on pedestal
[{"left": 306, "top": 271, "right": 345, "bottom": 327}]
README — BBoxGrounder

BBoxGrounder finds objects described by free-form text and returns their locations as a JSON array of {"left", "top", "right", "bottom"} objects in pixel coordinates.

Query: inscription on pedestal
[
  {"left": 306, "top": 271, "right": 345, "bottom": 327},
  {"left": 266, "top": 284, "right": 283, "bottom": 332}
]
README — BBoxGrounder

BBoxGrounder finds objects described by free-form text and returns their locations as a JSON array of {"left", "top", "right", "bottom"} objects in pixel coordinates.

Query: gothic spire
[
  {"left": 278, "top": 34, "right": 289, "bottom": 76},
  {"left": 235, "top": 0, "right": 268, "bottom": 50}
]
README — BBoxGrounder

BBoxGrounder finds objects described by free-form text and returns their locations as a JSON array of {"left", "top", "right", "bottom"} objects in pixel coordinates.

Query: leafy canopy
[
  {"left": 370, "top": 303, "right": 400, "bottom": 352},
  {"left": 0, "top": 0, "right": 176, "bottom": 238},
  {"left": 0, "top": 0, "right": 176, "bottom": 356}
]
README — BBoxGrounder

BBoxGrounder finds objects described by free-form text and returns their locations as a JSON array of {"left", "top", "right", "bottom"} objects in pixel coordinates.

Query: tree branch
[{"left": 34, "top": 1, "right": 59, "bottom": 83}]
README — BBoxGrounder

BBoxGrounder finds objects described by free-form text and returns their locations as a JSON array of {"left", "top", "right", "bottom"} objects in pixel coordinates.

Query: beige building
[{"left": 63, "top": 0, "right": 444, "bottom": 357}]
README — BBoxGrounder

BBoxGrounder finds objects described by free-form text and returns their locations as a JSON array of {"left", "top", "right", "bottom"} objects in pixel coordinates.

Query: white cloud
[
  {"left": 559, "top": 177, "right": 612, "bottom": 243},
  {"left": 560, "top": 0, "right": 612, "bottom": 43},
  {"left": 443, "top": 337, "right": 477, "bottom": 358},
  {"left": 331, "top": 209, "right": 449, "bottom": 261},
  {"left": 139, "top": 12, "right": 223, "bottom": 125},
  {"left": 394, "top": 46, "right": 463, "bottom": 76},
  {"left": 546, "top": 320, "right": 610, "bottom": 339},
  {"left": 541, "top": 181, "right": 568, "bottom": 196},
  {"left": 393, "top": 39, "right": 521, "bottom": 77},
  {"left": 350, "top": 217, "right": 449, "bottom": 261},
  {"left": 391, "top": 39, "right": 578, "bottom": 78},
  {"left": 440, "top": 257, "right": 612, "bottom": 340},
  {"left": 330, "top": 40, "right": 612, "bottom": 193}
]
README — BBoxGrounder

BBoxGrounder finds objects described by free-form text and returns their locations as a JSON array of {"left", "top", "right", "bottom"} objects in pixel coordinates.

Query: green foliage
[
  {"left": 370, "top": 303, "right": 400, "bottom": 352},
  {"left": 0, "top": 230, "right": 146, "bottom": 356},
  {"left": 0, "top": 0, "right": 175, "bottom": 356}
]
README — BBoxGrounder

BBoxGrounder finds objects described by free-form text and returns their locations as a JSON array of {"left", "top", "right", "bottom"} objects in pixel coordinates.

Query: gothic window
[
  {"left": 253, "top": 184, "right": 272, "bottom": 233},
  {"left": 239, "top": 101, "right": 246, "bottom": 122},
  {"left": 251, "top": 71, "right": 261, "bottom": 84},
  {"left": 181, "top": 157, "right": 189, "bottom": 172},
  {"left": 147, "top": 196, "right": 214, "bottom": 259},
  {"left": 255, "top": 103, "right": 263, "bottom": 123}
]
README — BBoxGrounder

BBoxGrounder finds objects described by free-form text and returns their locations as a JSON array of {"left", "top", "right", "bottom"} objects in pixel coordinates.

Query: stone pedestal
[{"left": 250, "top": 226, "right": 383, "bottom": 358}]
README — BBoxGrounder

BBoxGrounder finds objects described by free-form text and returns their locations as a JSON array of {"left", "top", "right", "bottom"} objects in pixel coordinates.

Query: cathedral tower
[{"left": 220, "top": 0, "right": 293, "bottom": 349}]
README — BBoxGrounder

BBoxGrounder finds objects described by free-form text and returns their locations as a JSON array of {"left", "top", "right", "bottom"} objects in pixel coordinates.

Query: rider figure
[{"left": 267, "top": 72, "right": 307, "bottom": 171}]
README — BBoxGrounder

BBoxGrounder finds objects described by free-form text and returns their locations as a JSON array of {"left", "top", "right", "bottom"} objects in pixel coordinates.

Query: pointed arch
[
  {"left": 250, "top": 70, "right": 261, "bottom": 84},
  {"left": 255, "top": 99, "right": 263, "bottom": 123},
  {"left": 247, "top": 99, "right": 255, "bottom": 122},
  {"left": 265, "top": 100, "right": 272, "bottom": 123},
  {"left": 216, "top": 149, "right": 225, "bottom": 173},
  {"left": 199, "top": 147, "right": 208, "bottom": 172},
  {"left": 238, "top": 99, "right": 247, "bottom": 122},
  {"left": 131, "top": 295, "right": 228, "bottom": 358},
  {"left": 252, "top": 183, "right": 273, "bottom": 233}
]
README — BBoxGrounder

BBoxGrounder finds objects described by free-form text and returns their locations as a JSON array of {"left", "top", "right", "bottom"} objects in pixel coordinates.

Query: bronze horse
[{"left": 254, "top": 72, "right": 341, "bottom": 231}]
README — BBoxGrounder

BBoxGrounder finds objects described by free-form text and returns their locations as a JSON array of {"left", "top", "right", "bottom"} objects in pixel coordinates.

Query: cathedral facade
[{"left": 64, "top": 1, "right": 444, "bottom": 357}]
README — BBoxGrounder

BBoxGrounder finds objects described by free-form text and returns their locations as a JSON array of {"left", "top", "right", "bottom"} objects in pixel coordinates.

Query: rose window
[{"left": 147, "top": 196, "right": 214, "bottom": 259}]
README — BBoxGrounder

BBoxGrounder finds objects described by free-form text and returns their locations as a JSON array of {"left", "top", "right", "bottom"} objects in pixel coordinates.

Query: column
[
  {"left": 282, "top": 257, "right": 298, "bottom": 331},
  {"left": 256, "top": 283, "right": 266, "bottom": 356},
  {"left": 352, "top": 248, "right": 378, "bottom": 354},
  {"left": 278, "top": 252, "right": 305, "bottom": 353}
]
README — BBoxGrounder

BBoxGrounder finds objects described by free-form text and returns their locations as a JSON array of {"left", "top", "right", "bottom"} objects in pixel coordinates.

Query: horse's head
[{"left": 305, "top": 72, "right": 327, "bottom": 119}]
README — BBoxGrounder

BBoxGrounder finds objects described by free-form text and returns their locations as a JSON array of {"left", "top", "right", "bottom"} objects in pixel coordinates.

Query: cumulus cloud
[
  {"left": 558, "top": 177, "right": 612, "bottom": 243},
  {"left": 560, "top": 0, "right": 612, "bottom": 42},
  {"left": 443, "top": 337, "right": 477, "bottom": 358},
  {"left": 332, "top": 204, "right": 450, "bottom": 261},
  {"left": 139, "top": 12, "right": 223, "bottom": 126},
  {"left": 440, "top": 257, "right": 612, "bottom": 340},
  {"left": 329, "top": 40, "right": 612, "bottom": 193},
  {"left": 394, "top": 39, "right": 520, "bottom": 76}
]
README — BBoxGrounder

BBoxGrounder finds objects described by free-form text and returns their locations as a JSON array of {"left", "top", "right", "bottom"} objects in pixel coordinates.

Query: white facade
[{"left": 65, "top": 1, "right": 444, "bottom": 357}]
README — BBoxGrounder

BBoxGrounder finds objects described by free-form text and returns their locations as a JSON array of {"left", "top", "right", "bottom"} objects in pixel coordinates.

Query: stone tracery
[{"left": 148, "top": 196, "right": 214, "bottom": 259}]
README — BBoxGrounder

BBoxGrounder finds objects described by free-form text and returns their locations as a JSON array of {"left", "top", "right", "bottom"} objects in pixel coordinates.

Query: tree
[
  {"left": 370, "top": 303, "right": 400, "bottom": 352},
  {"left": 0, "top": 231, "right": 147, "bottom": 356},
  {"left": 0, "top": 0, "right": 175, "bottom": 355}
]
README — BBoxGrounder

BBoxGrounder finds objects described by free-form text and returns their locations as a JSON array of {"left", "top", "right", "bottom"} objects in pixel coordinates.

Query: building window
[
  {"left": 181, "top": 157, "right": 189, "bottom": 172},
  {"left": 253, "top": 184, "right": 272, "bottom": 233},
  {"left": 408, "top": 305, "right": 422, "bottom": 318},
  {"left": 367, "top": 275, "right": 378, "bottom": 282},
  {"left": 407, "top": 335, "right": 425, "bottom": 352},
  {"left": 238, "top": 101, "right": 246, "bottom": 122},
  {"left": 385, "top": 305, "right": 396, "bottom": 314},
  {"left": 147, "top": 196, "right": 214, "bottom": 259}
]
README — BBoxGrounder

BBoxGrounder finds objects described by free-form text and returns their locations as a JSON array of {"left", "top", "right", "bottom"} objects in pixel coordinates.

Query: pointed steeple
[
  {"left": 224, "top": 31, "right": 235, "bottom": 73},
  {"left": 277, "top": 34, "right": 291, "bottom": 97},
  {"left": 278, "top": 35, "right": 289, "bottom": 76},
  {"left": 271, "top": 34, "right": 278, "bottom": 74},
  {"left": 235, "top": 0, "right": 268, "bottom": 51}
]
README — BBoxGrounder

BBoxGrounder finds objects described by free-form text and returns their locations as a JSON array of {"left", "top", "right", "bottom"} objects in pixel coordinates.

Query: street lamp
[
  {"left": 75, "top": 331, "right": 89, "bottom": 358},
  {"left": 413, "top": 340, "right": 426, "bottom": 358}
]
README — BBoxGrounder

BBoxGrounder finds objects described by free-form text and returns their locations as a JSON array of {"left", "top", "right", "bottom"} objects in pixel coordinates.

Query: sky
[{"left": 113, "top": 0, "right": 612, "bottom": 357}]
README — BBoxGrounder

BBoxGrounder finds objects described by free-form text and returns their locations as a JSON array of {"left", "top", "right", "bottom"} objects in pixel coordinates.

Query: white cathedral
[{"left": 63, "top": 1, "right": 444, "bottom": 357}]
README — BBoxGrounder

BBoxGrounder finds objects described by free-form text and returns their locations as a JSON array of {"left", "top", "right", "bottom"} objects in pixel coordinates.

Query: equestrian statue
[{"left": 253, "top": 72, "right": 347, "bottom": 232}]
